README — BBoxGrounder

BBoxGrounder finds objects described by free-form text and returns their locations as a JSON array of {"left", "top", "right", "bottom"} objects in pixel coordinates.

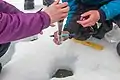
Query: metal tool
[
  {"left": 57, "top": 20, "right": 64, "bottom": 44},
  {"left": 56, "top": 1, "right": 68, "bottom": 44},
  {"left": 50, "top": 33, "right": 75, "bottom": 38}
]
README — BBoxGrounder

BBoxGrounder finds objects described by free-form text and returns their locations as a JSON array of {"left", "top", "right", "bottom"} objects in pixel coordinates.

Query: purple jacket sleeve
[
  {"left": 0, "top": 6, "right": 51, "bottom": 44},
  {"left": 0, "top": 1, "right": 22, "bottom": 13}
]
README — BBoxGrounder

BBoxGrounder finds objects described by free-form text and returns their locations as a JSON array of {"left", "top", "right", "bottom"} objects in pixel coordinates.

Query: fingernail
[
  {"left": 64, "top": 2, "right": 68, "bottom": 5},
  {"left": 77, "top": 21, "right": 80, "bottom": 23}
]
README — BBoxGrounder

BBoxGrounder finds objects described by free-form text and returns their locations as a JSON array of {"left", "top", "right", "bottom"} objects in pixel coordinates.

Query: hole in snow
[
  {"left": 52, "top": 68, "right": 73, "bottom": 78},
  {"left": 50, "top": 54, "right": 77, "bottom": 79}
]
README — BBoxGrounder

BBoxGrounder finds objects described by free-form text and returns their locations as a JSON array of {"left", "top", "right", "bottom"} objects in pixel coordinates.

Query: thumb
[{"left": 81, "top": 11, "right": 91, "bottom": 17}]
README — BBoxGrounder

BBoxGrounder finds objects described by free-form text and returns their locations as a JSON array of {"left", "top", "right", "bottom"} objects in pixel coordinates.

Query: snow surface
[{"left": 1, "top": 0, "right": 120, "bottom": 80}]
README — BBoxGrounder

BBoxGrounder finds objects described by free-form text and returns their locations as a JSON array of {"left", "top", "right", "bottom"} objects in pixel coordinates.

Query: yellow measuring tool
[{"left": 72, "top": 38, "right": 104, "bottom": 50}]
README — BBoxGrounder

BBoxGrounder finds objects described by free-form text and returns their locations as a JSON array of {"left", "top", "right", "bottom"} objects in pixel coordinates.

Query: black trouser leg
[
  {"left": 113, "top": 15, "right": 120, "bottom": 56},
  {"left": 43, "top": 0, "right": 54, "bottom": 6},
  {"left": 24, "top": 0, "right": 34, "bottom": 10},
  {"left": 0, "top": 63, "right": 2, "bottom": 73},
  {"left": 0, "top": 42, "right": 10, "bottom": 73}
]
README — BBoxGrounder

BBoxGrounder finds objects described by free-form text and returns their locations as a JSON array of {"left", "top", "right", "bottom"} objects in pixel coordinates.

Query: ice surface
[{"left": 1, "top": 0, "right": 120, "bottom": 80}]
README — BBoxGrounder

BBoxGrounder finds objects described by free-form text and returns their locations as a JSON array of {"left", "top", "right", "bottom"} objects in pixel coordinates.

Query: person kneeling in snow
[
  {"left": 0, "top": 0, "right": 69, "bottom": 73},
  {"left": 53, "top": 0, "right": 120, "bottom": 45}
]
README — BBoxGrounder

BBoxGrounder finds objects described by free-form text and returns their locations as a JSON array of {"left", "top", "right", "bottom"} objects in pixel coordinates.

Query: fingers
[
  {"left": 77, "top": 18, "right": 91, "bottom": 26},
  {"left": 56, "top": 2, "right": 68, "bottom": 8},
  {"left": 77, "top": 11, "right": 93, "bottom": 27},
  {"left": 40, "top": 31, "right": 43, "bottom": 34},
  {"left": 53, "top": 31, "right": 61, "bottom": 45},
  {"left": 46, "top": 1, "right": 69, "bottom": 23},
  {"left": 81, "top": 11, "right": 91, "bottom": 17},
  {"left": 53, "top": 31, "right": 69, "bottom": 45},
  {"left": 61, "top": 6, "right": 69, "bottom": 13},
  {"left": 50, "top": 23, "right": 56, "bottom": 27},
  {"left": 61, "top": 13, "right": 68, "bottom": 18},
  {"left": 53, "top": 39, "right": 61, "bottom": 45},
  {"left": 52, "top": 0, "right": 68, "bottom": 8},
  {"left": 77, "top": 10, "right": 100, "bottom": 27},
  {"left": 77, "top": 20, "right": 95, "bottom": 27},
  {"left": 57, "top": 13, "right": 68, "bottom": 21}
]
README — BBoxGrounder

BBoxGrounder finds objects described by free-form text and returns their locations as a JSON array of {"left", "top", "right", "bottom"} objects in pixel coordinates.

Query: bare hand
[
  {"left": 53, "top": 31, "right": 69, "bottom": 45},
  {"left": 44, "top": 0, "right": 69, "bottom": 23},
  {"left": 77, "top": 10, "right": 100, "bottom": 27}
]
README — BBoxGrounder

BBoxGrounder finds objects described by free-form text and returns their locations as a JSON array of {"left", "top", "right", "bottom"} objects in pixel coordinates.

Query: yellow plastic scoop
[{"left": 72, "top": 38, "right": 104, "bottom": 50}]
